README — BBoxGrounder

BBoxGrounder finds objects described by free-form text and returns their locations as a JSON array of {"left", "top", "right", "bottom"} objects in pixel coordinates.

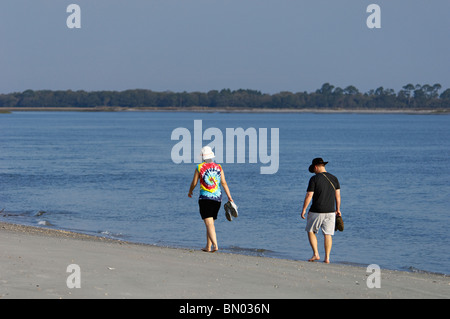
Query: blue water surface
[{"left": 0, "top": 111, "right": 449, "bottom": 275}]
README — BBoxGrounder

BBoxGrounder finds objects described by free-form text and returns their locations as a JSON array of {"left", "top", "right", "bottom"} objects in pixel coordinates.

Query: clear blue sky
[{"left": 1, "top": 0, "right": 449, "bottom": 94}]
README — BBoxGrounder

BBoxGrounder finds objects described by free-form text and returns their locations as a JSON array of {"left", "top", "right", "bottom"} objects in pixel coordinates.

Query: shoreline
[
  {"left": 2, "top": 219, "right": 450, "bottom": 276},
  {"left": 1, "top": 106, "right": 449, "bottom": 114},
  {"left": 33, "top": 225, "right": 450, "bottom": 276},
  {"left": 1, "top": 221, "right": 448, "bottom": 299},
  {"left": 3, "top": 221, "right": 446, "bottom": 276}
]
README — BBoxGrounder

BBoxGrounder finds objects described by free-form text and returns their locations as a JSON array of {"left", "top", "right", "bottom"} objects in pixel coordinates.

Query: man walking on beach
[{"left": 301, "top": 158, "right": 341, "bottom": 263}]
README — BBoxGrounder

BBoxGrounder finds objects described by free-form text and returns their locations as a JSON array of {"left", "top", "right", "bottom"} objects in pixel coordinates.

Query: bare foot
[
  {"left": 201, "top": 247, "right": 210, "bottom": 252},
  {"left": 210, "top": 246, "right": 218, "bottom": 253},
  {"left": 323, "top": 259, "right": 330, "bottom": 264},
  {"left": 308, "top": 255, "right": 320, "bottom": 262}
]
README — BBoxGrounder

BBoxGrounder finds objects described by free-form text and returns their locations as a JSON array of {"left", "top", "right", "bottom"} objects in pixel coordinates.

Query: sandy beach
[{"left": 0, "top": 222, "right": 448, "bottom": 299}]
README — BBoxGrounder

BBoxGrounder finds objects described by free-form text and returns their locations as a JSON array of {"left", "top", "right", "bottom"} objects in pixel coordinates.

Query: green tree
[
  {"left": 343, "top": 85, "right": 359, "bottom": 95},
  {"left": 440, "top": 89, "right": 450, "bottom": 100},
  {"left": 316, "top": 83, "right": 334, "bottom": 95}
]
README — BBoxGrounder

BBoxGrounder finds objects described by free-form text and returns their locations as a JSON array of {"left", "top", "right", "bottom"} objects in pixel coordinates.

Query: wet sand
[{"left": 0, "top": 222, "right": 448, "bottom": 299}]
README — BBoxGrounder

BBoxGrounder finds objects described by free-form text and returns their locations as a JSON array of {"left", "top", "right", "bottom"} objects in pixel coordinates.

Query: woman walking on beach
[{"left": 188, "top": 146, "right": 233, "bottom": 252}]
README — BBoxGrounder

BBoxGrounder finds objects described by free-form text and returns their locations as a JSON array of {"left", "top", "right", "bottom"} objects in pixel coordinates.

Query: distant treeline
[{"left": 1, "top": 83, "right": 449, "bottom": 109}]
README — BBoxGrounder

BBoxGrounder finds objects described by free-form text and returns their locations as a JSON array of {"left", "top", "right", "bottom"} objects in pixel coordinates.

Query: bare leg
[
  {"left": 202, "top": 236, "right": 212, "bottom": 252},
  {"left": 324, "top": 234, "right": 332, "bottom": 263},
  {"left": 203, "top": 217, "right": 218, "bottom": 252},
  {"left": 307, "top": 232, "right": 320, "bottom": 261}
]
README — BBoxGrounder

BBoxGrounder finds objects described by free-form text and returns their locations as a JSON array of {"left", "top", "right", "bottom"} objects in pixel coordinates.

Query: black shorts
[{"left": 199, "top": 199, "right": 221, "bottom": 220}]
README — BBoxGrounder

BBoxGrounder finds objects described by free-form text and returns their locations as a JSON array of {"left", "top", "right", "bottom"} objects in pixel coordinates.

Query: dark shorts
[{"left": 199, "top": 199, "right": 221, "bottom": 220}]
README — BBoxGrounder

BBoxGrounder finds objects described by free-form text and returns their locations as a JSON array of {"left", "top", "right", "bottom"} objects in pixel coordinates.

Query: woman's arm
[
  {"left": 188, "top": 169, "right": 199, "bottom": 198},
  {"left": 220, "top": 170, "right": 233, "bottom": 202}
]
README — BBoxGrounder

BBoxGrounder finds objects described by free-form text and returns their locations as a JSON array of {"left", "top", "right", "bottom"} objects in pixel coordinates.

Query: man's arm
[
  {"left": 335, "top": 189, "right": 341, "bottom": 216},
  {"left": 301, "top": 192, "right": 314, "bottom": 219}
]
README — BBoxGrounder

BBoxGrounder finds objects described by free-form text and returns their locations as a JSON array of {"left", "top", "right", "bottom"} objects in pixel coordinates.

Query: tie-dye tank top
[{"left": 197, "top": 162, "right": 222, "bottom": 202}]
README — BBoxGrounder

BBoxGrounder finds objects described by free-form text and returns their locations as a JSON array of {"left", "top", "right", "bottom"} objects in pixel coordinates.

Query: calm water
[{"left": 0, "top": 111, "right": 449, "bottom": 275}]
